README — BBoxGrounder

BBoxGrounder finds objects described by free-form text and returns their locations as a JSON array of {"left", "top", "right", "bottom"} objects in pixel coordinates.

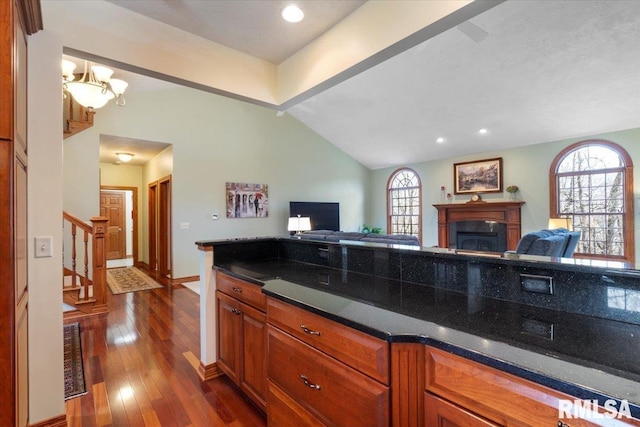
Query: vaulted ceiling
[{"left": 58, "top": 1, "right": 640, "bottom": 169}]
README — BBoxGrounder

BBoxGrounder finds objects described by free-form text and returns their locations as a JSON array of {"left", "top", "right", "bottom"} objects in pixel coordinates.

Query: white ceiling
[{"left": 93, "top": 0, "right": 640, "bottom": 170}]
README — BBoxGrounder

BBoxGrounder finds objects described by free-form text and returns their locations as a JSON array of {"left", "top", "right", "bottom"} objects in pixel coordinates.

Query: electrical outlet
[{"left": 35, "top": 236, "right": 53, "bottom": 258}]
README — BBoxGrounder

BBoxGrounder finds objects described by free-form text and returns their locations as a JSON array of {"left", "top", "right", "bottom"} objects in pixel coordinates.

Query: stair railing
[{"left": 62, "top": 211, "right": 109, "bottom": 314}]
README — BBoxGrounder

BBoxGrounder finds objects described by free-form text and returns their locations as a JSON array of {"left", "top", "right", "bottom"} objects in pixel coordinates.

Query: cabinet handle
[
  {"left": 231, "top": 308, "right": 241, "bottom": 315},
  {"left": 232, "top": 287, "right": 243, "bottom": 293},
  {"left": 300, "top": 375, "right": 321, "bottom": 390},
  {"left": 300, "top": 325, "right": 321, "bottom": 336}
]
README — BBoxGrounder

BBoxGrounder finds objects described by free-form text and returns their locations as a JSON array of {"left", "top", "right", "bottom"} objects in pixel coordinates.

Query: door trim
[{"left": 100, "top": 185, "right": 139, "bottom": 266}]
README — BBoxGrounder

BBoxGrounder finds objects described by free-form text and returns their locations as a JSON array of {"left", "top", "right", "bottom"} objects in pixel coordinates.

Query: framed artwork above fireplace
[{"left": 454, "top": 157, "right": 503, "bottom": 194}]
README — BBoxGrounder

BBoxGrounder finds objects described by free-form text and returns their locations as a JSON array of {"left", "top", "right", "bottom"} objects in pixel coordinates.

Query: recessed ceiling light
[
  {"left": 436, "top": 137, "right": 445, "bottom": 144},
  {"left": 478, "top": 128, "right": 488, "bottom": 135},
  {"left": 282, "top": 5, "right": 304, "bottom": 23}
]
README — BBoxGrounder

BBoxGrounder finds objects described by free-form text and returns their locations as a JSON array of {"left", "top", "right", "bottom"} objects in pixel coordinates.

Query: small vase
[{"left": 508, "top": 192, "right": 517, "bottom": 201}]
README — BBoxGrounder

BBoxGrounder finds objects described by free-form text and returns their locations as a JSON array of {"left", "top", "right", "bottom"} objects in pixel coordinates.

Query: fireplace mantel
[{"left": 433, "top": 201, "right": 525, "bottom": 251}]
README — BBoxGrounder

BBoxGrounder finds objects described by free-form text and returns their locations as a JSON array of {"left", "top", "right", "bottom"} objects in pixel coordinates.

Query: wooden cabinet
[
  {"left": 0, "top": 2, "right": 40, "bottom": 426},
  {"left": 424, "top": 392, "right": 500, "bottom": 427},
  {"left": 216, "top": 272, "right": 267, "bottom": 410},
  {"left": 266, "top": 296, "right": 390, "bottom": 426},
  {"left": 424, "top": 346, "right": 640, "bottom": 427}
]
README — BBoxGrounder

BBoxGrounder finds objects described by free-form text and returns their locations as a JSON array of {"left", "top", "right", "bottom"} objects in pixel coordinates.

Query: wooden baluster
[
  {"left": 71, "top": 223, "right": 77, "bottom": 288},
  {"left": 83, "top": 230, "right": 89, "bottom": 301},
  {"left": 90, "top": 217, "right": 108, "bottom": 311}
]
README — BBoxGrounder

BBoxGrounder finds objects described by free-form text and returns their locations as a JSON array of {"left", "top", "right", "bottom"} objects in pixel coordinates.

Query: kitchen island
[{"left": 196, "top": 237, "right": 640, "bottom": 426}]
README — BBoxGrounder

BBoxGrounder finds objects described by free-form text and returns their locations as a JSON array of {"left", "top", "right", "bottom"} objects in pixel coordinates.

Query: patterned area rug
[
  {"left": 107, "top": 266, "right": 163, "bottom": 294},
  {"left": 64, "top": 323, "right": 86, "bottom": 400}
]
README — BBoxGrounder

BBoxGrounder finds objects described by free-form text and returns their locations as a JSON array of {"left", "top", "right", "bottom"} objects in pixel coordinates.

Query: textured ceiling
[
  {"left": 287, "top": 0, "right": 640, "bottom": 169},
  {"left": 105, "top": 0, "right": 366, "bottom": 64},
  {"left": 89, "top": 1, "right": 640, "bottom": 169}
]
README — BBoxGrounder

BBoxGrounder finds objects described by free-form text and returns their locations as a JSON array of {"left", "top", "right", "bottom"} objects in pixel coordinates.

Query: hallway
[{"left": 64, "top": 285, "right": 266, "bottom": 426}]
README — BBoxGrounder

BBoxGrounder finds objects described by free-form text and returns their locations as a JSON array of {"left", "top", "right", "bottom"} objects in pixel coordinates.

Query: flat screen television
[{"left": 289, "top": 201, "right": 340, "bottom": 231}]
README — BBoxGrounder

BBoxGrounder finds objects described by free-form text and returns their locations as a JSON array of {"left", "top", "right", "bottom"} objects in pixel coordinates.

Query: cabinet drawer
[
  {"left": 425, "top": 346, "right": 640, "bottom": 427},
  {"left": 268, "top": 381, "right": 327, "bottom": 427},
  {"left": 424, "top": 392, "right": 500, "bottom": 427},
  {"left": 267, "top": 297, "right": 389, "bottom": 384},
  {"left": 217, "top": 271, "right": 266, "bottom": 311},
  {"left": 268, "top": 325, "right": 389, "bottom": 427}
]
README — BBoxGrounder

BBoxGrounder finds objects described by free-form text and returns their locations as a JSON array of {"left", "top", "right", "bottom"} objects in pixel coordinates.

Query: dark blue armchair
[{"left": 515, "top": 228, "right": 581, "bottom": 257}]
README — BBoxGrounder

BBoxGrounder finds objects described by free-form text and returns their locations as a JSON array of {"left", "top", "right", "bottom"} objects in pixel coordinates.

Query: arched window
[
  {"left": 550, "top": 140, "right": 634, "bottom": 262},
  {"left": 387, "top": 168, "right": 422, "bottom": 242}
]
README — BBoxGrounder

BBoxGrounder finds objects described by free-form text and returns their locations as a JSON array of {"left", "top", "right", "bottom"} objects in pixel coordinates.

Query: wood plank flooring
[{"left": 65, "top": 285, "right": 267, "bottom": 427}]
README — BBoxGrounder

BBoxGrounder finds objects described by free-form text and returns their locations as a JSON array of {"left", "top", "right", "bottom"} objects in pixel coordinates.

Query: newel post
[{"left": 91, "top": 216, "right": 109, "bottom": 312}]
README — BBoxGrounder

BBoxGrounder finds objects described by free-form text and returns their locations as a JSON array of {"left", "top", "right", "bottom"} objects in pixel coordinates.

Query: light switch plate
[{"left": 35, "top": 236, "right": 53, "bottom": 258}]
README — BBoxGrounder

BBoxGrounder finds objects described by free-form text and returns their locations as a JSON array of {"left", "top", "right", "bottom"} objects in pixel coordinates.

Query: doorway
[
  {"left": 148, "top": 175, "right": 172, "bottom": 286},
  {"left": 100, "top": 187, "right": 138, "bottom": 267}
]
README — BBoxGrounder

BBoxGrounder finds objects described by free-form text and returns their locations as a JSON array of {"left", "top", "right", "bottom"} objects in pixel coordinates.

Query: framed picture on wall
[
  {"left": 226, "top": 182, "right": 269, "bottom": 218},
  {"left": 453, "top": 157, "right": 503, "bottom": 194}
]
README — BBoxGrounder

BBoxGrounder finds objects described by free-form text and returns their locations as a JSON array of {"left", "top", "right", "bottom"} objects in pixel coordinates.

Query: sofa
[
  {"left": 514, "top": 228, "right": 581, "bottom": 257},
  {"left": 296, "top": 230, "right": 421, "bottom": 246}
]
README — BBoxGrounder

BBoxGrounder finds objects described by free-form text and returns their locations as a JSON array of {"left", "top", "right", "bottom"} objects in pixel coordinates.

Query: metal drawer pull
[
  {"left": 231, "top": 308, "right": 241, "bottom": 315},
  {"left": 300, "top": 375, "right": 321, "bottom": 390},
  {"left": 300, "top": 325, "right": 321, "bottom": 336},
  {"left": 232, "top": 287, "right": 243, "bottom": 293}
]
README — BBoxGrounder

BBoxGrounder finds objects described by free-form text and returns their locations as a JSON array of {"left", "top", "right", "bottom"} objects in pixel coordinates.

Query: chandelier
[{"left": 62, "top": 59, "right": 128, "bottom": 109}]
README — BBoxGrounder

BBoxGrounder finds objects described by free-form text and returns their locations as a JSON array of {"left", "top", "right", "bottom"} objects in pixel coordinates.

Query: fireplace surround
[{"left": 433, "top": 201, "right": 525, "bottom": 251}]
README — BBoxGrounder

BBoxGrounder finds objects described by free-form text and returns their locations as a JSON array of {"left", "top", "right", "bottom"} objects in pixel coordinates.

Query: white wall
[
  {"left": 27, "top": 31, "right": 66, "bottom": 423},
  {"left": 65, "top": 87, "right": 370, "bottom": 279},
  {"left": 369, "top": 127, "right": 640, "bottom": 265}
]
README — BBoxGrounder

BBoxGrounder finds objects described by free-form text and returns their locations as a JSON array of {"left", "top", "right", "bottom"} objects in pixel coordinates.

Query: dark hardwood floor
[{"left": 65, "top": 285, "right": 267, "bottom": 427}]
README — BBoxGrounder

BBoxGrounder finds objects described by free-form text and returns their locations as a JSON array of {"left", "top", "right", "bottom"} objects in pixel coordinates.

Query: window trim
[
  {"left": 549, "top": 139, "right": 634, "bottom": 262},
  {"left": 386, "top": 167, "right": 422, "bottom": 244}
]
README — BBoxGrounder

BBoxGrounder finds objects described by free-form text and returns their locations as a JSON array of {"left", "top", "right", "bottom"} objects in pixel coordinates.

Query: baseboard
[
  {"left": 30, "top": 413, "right": 67, "bottom": 427},
  {"left": 135, "top": 261, "right": 149, "bottom": 272},
  {"left": 198, "top": 360, "right": 224, "bottom": 383},
  {"left": 171, "top": 275, "right": 199, "bottom": 287}
]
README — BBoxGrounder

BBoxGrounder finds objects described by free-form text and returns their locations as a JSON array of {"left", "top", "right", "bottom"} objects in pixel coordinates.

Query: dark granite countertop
[{"left": 214, "top": 256, "right": 640, "bottom": 416}]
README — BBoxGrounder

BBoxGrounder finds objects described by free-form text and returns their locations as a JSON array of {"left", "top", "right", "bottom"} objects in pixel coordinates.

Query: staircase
[
  {"left": 63, "top": 93, "right": 95, "bottom": 139},
  {"left": 63, "top": 211, "right": 109, "bottom": 319}
]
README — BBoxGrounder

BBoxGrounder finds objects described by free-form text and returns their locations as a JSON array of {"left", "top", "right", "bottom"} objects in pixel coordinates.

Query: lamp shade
[
  {"left": 548, "top": 217, "right": 572, "bottom": 231},
  {"left": 65, "top": 81, "right": 114, "bottom": 109},
  {"left": 287, "top": 216, "right": 311, "bottom": 232}
]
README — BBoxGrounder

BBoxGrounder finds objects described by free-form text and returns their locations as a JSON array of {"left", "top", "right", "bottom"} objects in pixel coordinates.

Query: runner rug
[
  {"left": 107, "top": 266, "right": 163, "bottom": 294},
  {"left": 64, "top": 323, "right": 86, "bottom": 400}
]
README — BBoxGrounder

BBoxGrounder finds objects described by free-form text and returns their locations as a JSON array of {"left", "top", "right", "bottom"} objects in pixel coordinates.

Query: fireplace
[
  {"left": 451, "top": 221, "right": 507, "bottom": 252},
  {"left": 433, "top": 201, "right": 524, "bottom": 252}
]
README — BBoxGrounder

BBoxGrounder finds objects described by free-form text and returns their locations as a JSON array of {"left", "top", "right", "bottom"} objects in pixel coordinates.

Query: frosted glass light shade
[
  {"left": 65, "top": 81, "right": 114, "bottom": 109},
  {"left": 116, "top": 153, "right": 134, "bottom": 163},
  {"left": 91, "top": 65, "right": 114, "bottom": 83},
  {"left": 61, "top": 59, "right": 76, "bottom": 81},
  {"left": 109, "top": 78, "right": 128, "bottom": 96}
]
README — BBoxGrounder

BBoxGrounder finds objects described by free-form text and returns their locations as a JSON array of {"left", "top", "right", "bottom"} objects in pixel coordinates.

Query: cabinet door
[
  {"left": 216, "top": 291, "right": 241, "bottom": 384},
  {"left": 425, "top": 392, "right": 500, "bottom": 427},
  {"left": 240, "top": 301, "right": 266, "bottom": 410}
]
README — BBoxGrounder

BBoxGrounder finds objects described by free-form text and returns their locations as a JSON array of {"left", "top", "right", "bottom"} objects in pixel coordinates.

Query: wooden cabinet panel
[
  {"left": 0, "top": 0, "right": 11, "bottom": 140},
  {"left": 267, "top": 381, "right": 327, "bottom": 427},
  {"left": 216, "top": 291, "right": 241, "bottom": 384},
  {"left": 217, "top": 272, "right": 266, "bottom": 311},
  {"left": 240, "top": 301, "right": 267, "bottom": 408},
  {"left": 425, "top": 392, "right": 500, "bottom": 427},
  {"left": 267, "top": 297, "right": 389, "bottom": 384},
  {"left": 216, "top": 278, "right": 267, "bottom": 411},
  {"left": 268, "top": 325, "right": 389, "bottom": 427},
  {"left": 425, "top": 346, "right": 640, "bottom": 427}
]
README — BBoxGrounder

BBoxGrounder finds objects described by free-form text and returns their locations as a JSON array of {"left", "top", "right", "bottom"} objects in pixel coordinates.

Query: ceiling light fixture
[
  {"left": 62, "top": 59, "right": 128, "bottom": 110},
  {"left": 478, "top": 128, "right": 488, "bottom": 135},
  {"left": 436, "top": 137, "right": 445, "bottom": 143},
  {"left": 282, "top": 5, "right": 304, "bottom": 23},
  {"left": 116, "top": 153, "right": 134, "bottom": 163}
]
